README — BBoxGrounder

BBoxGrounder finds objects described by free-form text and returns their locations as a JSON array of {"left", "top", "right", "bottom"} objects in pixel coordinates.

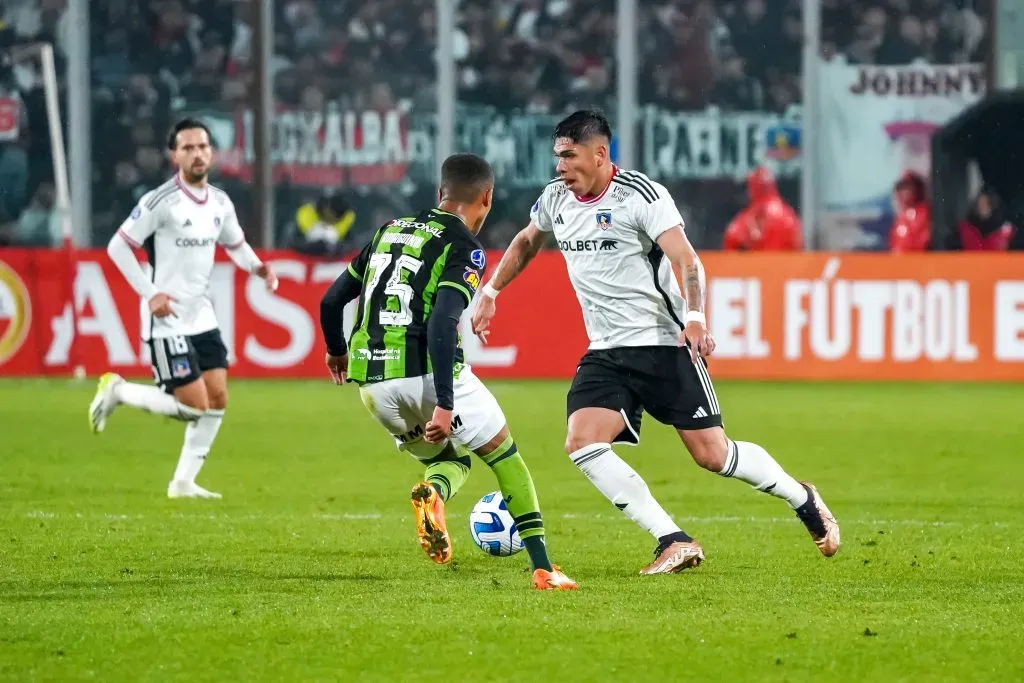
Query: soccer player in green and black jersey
[{"left": 319, "top": 153, "right": 576, "bottom": 591}]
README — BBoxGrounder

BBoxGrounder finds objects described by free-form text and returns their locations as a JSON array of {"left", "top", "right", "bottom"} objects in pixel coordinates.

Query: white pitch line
[{"left": 16, "top": 510, "right": 1008, "bottom": 528}]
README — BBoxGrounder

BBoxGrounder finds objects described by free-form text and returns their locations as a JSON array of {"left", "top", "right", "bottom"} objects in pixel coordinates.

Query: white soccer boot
[
  {"left": 89, "top": 372, "right": 123, "bottom": 434},
  {"left": 167, "top": 480, "right": 222, "bottom": 499}
]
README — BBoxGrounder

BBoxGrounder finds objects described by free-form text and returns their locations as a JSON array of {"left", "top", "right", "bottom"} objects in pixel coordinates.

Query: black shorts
[
  {"left": 566, "top": 346, "right": 723, "bottom": 445},
  {"left": 148, "top": 329, "right": 229, "bottom": 394}
]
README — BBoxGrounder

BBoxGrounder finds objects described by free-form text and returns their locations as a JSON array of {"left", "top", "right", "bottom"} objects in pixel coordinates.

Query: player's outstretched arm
[
  {"left": 484, "top": 222, "right": 548, "bottom": 293},
  {"left": 319, "top": 269, "right": 363, "bottom": 384},
  {"left": 656, "top": 226, "right": 715, "bottom": 361},
  {"left": 471, "top": 222, "right": 547, "bottom": 342}
]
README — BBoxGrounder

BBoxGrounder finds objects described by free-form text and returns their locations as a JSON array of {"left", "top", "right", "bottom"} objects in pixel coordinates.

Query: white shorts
[{"left": 358, "top": 367, "right": 507, "bottom": 462}]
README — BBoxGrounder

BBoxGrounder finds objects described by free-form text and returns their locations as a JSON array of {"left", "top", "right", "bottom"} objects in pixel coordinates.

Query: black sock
[
  {"left": 657, "top": 530, "right": 694, "bottom": 547},
  {"left": 523, "top": 535, "right": 553, "bottom": 572}
]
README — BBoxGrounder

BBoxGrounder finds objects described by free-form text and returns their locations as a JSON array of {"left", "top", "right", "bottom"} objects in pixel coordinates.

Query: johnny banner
[{"left": 817, "top": 61, "right": 985, "bottom": 250}]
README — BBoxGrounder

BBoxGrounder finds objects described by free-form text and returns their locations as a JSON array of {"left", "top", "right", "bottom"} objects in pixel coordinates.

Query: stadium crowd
[{"left": 0, "top": 0, "right": 995, "bottom": 251}]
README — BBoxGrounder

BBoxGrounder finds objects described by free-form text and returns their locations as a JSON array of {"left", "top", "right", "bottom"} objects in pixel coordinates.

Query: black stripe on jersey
[
  {"left": 406, "top": 211, "right": 464, "bottom": 379},
  {"left": 405, "top": 243, "right": 445, "bottom": 380},
  {"left": 361, "top": 227, "right": 390, "bottom": 382},
  {"left": 611, "top": 177, "right": 657, "bottom": 204},
  {"left": 545, "top": 177, "right": 563, "bottom": 186},
  {"left": 618, "top": 171, "right": 659, "bottom": 200},
  {"left": 145, "top": 182, "right": 178, "bottom": 210},
  {"left": 646, "top": 245, "right": 685, "bottom": 330},
  {"left": 144, "top": 234, "right": 157, "bottom": 341}
]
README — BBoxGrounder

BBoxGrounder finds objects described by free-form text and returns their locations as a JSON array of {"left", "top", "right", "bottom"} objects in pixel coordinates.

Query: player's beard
[{"left": 183, "top": 164, "right": 209, "bottom": 185}]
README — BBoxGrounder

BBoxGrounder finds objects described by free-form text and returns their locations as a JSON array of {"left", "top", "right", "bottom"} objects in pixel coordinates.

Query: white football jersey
[
  {"left": 530, "top": 168, "right": 687, "bottom": 349},
  {"left": 117, "top": 176, "right": 246, "bottom": 340}
]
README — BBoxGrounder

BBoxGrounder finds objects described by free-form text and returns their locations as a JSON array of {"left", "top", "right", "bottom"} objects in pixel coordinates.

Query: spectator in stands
[
  {"left": 726, "top": 0, "right": 775, "bottom": 84},
  {"left": 875, "top": 13, "right": 925, "bottom": 64},
  {"left": 709, "top": 44, "right": 763, "bottom": 111},
  {"left": 286, "top": 188, "right": 357, "bottom": 257},
  {"left": 723, "top": 166, "right": 803, "bottom": 251},
  {"left": 91, "top": 29, "right": 133, "bottom": 91},
  {"left": 0, "top": 0, "right": 992, "bottom": 250},
  {"left": 889, "top": 170, "right": 931, "bottom": 252},
  {"left": 954, "top": 186, "right": 1016, "bottom": 251},
  {"left": 7, "top": 180, "right": 58, "bottom": 247},
  {"left": 0, "top": 46, "right": 28, "bottom": 228},
  {"left": 845, "top": 5, "right": 889, "bottom": 64}
]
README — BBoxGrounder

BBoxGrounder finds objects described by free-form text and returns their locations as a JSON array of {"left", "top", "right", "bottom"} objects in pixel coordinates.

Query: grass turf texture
[{"left": 1, "top": 378, "right": 1022, "bottom": 682}]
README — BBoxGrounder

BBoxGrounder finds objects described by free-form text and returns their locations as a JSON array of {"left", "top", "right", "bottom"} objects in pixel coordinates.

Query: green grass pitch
[{"left": 1, "top": 377, "right": 1022, "bottom": 682}]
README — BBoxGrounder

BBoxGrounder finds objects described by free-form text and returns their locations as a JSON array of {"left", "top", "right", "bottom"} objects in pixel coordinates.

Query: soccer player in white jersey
[
  {"left": 472, "top": 110, "right": 840, "bottom": 574},
  {"left": 88, "top": 118, "right": 278, "bottom": 499}
]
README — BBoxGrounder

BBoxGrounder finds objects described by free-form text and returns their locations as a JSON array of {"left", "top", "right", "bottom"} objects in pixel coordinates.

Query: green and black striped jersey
[{"left": 347, "top": 208, "right": 486, "bottom": 384}]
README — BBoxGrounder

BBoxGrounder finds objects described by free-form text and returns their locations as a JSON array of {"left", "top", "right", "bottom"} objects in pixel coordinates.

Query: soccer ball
[{"left": 469, "top": 491, "right": 523, "bottom": 556}]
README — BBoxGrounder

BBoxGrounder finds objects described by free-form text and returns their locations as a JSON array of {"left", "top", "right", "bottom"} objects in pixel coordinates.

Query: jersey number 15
[{"left": 364, "top": 253, "right": 424, "bottom": 327}]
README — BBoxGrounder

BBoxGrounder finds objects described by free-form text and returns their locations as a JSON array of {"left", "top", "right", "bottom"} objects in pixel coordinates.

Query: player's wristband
[
  {"left": 685, "top": 311, "right": 706, "bottom": 326},
  {"left": 482, "top": 283, "right": 501, "bottom": 299}
]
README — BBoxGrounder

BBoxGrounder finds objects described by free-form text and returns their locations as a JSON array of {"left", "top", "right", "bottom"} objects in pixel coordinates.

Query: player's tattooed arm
[
  {"left": 682, "top": 259, "right": 707, "bottom": 314},
  {"left": 657, "top": 225, "right": 714, "bottom": 358},
  {"left": 487, "top": 223, "right": 548, "bottom": 292},
  {"left": 657, "top": 225, "right": 705, "bottom": 311}
]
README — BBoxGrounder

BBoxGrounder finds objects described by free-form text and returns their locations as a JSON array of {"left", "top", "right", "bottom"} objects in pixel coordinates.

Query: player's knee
[
  {"left": 565, "top": 433, "right": 603, "bottom": 456},
  {"left": 174, "top": 381, "right": 210, "bottom": 413},
  {"left": 207, "top": 387, "right": 228, "bottom": 410},
  {"left": 177, "top": 395, "right": 209, "bottom": 413},
  {"left": 565, "top": 408, "right": 623, "bottom": 456},
  {"left": 680, "top": 427, "right": 729, "bottom": 471}
]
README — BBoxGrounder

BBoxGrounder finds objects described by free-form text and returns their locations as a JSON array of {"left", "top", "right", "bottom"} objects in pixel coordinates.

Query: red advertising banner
[
  {"left": 1, "top": 249, "right": 1022, "bottom": 382},
  {"left": 201, "top": 107, "right": 410, "bottom": 187}
]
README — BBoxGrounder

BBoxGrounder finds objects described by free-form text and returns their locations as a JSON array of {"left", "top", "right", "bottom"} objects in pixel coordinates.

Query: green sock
[
  {"left": 423, "top": 446, "right": 472, "bottom": 501},
  {"left": 479, "top": 435, "right": 553, "bottom": 572}
]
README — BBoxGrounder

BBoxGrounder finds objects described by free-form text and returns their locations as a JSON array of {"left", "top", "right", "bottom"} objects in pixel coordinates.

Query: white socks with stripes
[
  {"left": 570, "top": 442, "right": 681, "bottom": 538},
  {"left": 114, "top": 382, "right": 202, "bottom": 421},
  {"left": 111, "top": 380, "right": 223, "bottom": 486},
  {"left": 172, "top": 409, "right": 225, "bottom": 484},
  {"left": 718, "top": 439, "right": 808, "bottom": 508}
]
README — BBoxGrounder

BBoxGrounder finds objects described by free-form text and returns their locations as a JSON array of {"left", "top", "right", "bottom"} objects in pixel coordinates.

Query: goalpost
[{"left": 9, "top": 42, "right": 81, "bottom": 377}]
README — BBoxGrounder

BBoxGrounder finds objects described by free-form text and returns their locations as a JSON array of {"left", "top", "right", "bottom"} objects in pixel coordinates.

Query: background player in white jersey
[
  {"left": 472, "top": 110, "right": 840, "bottom": 574},
  {"left": 89, "top": 118, "right": 278, "bottom": 499}
]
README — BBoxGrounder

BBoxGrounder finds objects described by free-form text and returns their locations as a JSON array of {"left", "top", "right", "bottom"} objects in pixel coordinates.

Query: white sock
[
  {"left": 570, "top": 443, "right": 681, "bottom": 539},
  {"left": 114, "top": 382, "right": 202, "bottom": 421},
  {"left": 720, "top": 439, "right": 809, "bottom": 508},
  {"left": 172, "top": 409, "right": 225, "bottom": 484}
]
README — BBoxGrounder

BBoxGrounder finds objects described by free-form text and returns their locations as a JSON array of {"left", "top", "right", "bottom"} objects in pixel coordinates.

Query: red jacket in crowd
[
  {"left": 723, "top": 167, "right": 803, "bottom": 251},
  {"left": 889, "top": 171, "right": 931, "bottom": 252},
  {"left": 957, "top": 188, "right": 1016, "bottom": 251},
  {"left": 958, "top": 219, "right": 1015, "bottom": 250}
]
